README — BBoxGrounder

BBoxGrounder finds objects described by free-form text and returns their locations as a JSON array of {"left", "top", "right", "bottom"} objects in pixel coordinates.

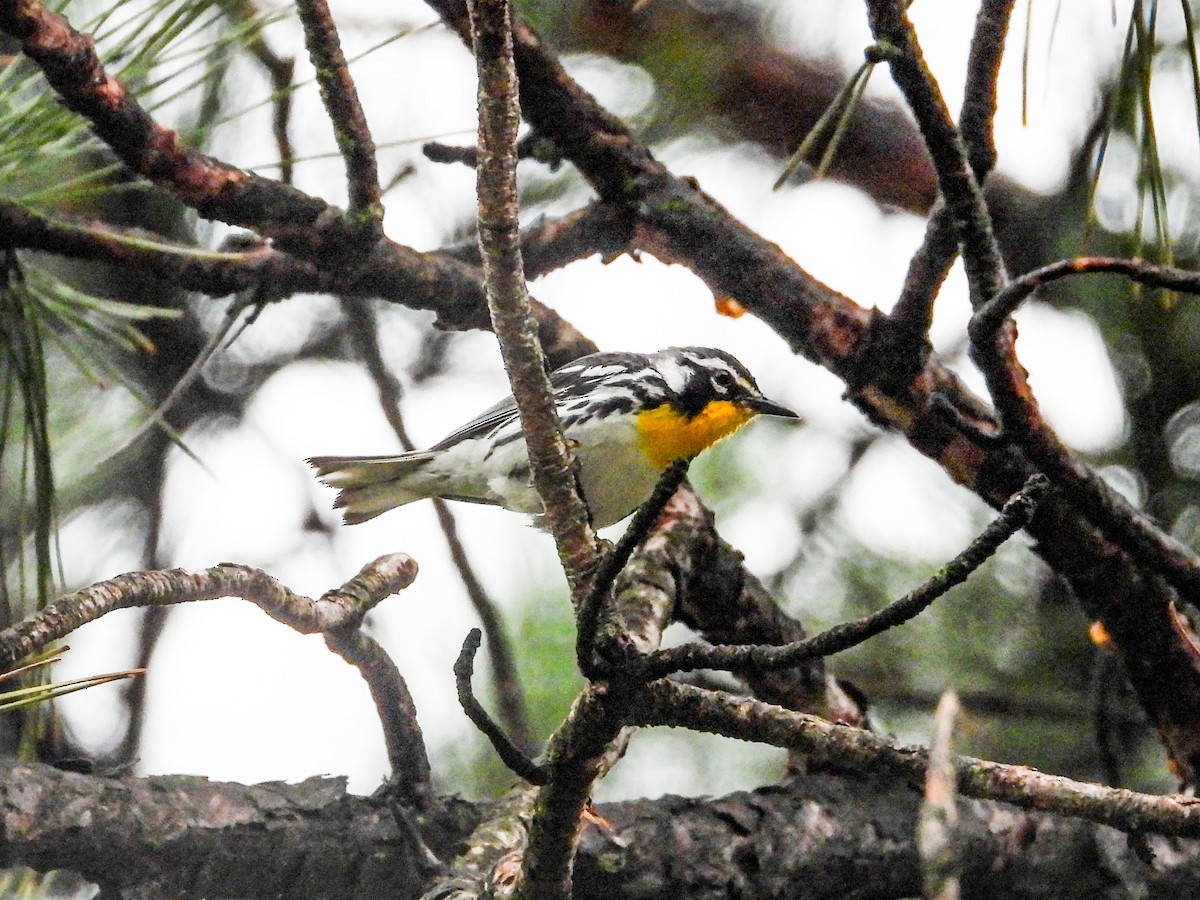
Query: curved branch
[
  {"left": 0, "top": 554, "right": 418, "bottom": 670},
  {"left": 0, "top": 555, "right": 427, "bottom": 793},
  {"left": 454, "top": 629, "right": 546, "bottom": 785},
  {"left": 325, "top": 625, "right": 430, "bottom": 800}
]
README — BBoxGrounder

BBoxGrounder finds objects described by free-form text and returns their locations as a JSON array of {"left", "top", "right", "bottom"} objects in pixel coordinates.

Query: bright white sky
[{"left": 49, "top": 0, "right": 1157, "bottom": 797}]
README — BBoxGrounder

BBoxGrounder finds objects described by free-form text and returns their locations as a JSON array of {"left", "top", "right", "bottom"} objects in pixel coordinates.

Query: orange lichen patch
[
  {"left": 1088, "top": 620, "right": 1111, "bottom": 647},
  {"left": 582, "top": 804, "right": 612, "bottom": 830},
  {"left": 715, "top": 294, "right": 747, "bottom": 318},
  {"left": 96, "top": 73, "right": 126, "bottom": 106},
  {"left": 490, "top": 852, "right": 523, "bottom": 890},
  {"left": 636, "top": 400, "right": 755, "bottom": 469}
]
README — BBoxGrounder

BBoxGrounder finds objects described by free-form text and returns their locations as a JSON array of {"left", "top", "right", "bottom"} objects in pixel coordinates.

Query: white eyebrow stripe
[{"left": 656, "top": 358, "right": 689, "bottom": 394}]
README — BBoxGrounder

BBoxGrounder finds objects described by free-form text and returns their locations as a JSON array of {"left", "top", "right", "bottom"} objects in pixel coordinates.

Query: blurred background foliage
[{"left": 0, "top": 0, "right": 1196, "bottom": 800}]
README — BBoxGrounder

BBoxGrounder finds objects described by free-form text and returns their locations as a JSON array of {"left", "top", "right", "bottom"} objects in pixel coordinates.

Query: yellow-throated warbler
[{"left": 309, "top": 347, "right": 798, "bottom": 529}]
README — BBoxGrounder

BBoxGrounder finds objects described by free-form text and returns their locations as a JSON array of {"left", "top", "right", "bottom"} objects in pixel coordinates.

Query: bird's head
[
  {"left": 653, "top": 347, "right": 800, "bottom": 420},
  {"left": 635, "top": 347, "right": 799, "bottom": 467}
]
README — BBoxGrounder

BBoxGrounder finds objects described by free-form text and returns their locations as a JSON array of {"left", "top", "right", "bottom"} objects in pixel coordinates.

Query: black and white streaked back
[{"left": 429, "top": 347, "right": 764, "bottom": 451}]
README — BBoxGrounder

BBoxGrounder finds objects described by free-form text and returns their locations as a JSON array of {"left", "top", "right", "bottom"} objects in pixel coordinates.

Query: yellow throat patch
[{"left": 635, "top": 400, "right": 756, "bottom": 469}]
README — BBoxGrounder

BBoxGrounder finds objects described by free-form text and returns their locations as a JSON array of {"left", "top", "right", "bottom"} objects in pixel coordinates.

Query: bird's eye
[{"left": 712, "top": 370, "right": 736, "bottom": 393}]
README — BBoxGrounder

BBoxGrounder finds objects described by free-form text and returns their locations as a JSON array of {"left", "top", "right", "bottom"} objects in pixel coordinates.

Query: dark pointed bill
[{"left": 747, "top": 396, "right": 801, "bottom": 418}]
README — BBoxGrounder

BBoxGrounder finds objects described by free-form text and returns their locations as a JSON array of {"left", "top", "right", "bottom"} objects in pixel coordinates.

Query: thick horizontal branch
[
  {"left": 0, "top": 199, "right": 595, "bottom": 366},
  {"left": 2, "top": 759, "right": 1198, "bottom": 897}
]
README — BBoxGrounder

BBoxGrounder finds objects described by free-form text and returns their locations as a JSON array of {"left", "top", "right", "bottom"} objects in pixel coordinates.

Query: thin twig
[
  {"left": 423, "top": 131, "right": 556, "bottom": 169},
  {"left": 865, "top": 0, "right": 1007, "bottom": 309},
  {"left": 634, "top": 474, "right": 1048, "bottom": 682},
  {"left": 666, "top": 485, "right": 863, "bottom": 724},
  {"left": 959, "top": 0, "right": 1018, "bottom": 179},
  {"left": 454, "top": 629, "right": 546, "bottom": 785},
  {"left": 632, "top": 679, "right": 1200, "bottom": 839},
  {"left": 973, "top": 255, "right": 1200, "bottom": 342},
  {"left": 467, "top": 0, "right": 599, "bottom": 598},
  {"left": 885, "top": 0, "right": 1011, "bottom": 356},
  {"left": 216, "top": 0, "right": 295, "bottom": 184},
  {"left": 295, "top": 0, "right": 382, "bottom": 220},
  {"left": 575, "top": 460, "right": 689, "bottom": 677}
]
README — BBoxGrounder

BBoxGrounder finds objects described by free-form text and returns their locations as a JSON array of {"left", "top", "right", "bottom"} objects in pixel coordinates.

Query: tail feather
[{"left": 308, "top": 453, "right": 440, "bottom": 524}]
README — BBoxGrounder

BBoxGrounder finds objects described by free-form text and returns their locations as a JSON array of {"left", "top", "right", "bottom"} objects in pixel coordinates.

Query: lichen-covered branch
[
  {"left": 633, "top": 680, "right": 1200, "bottom": 839},
  {"left": 467, "top": 0, "right": 598, "bottom": 601},
  {"left": 295, "top": 0, "right": 382, "bottom": 221}
]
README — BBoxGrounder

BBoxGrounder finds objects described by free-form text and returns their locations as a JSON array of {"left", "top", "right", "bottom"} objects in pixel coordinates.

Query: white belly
[
  {"left": 425, "top": 417, "right": 661, "bottom": 528},
  {"left": 571, "top": 417, "right": 663, "bottom": 528}
]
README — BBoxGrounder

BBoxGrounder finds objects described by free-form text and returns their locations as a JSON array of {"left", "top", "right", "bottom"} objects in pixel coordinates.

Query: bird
[{"left": 308, "top": 346, "right": 799, "bottom": 529}]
